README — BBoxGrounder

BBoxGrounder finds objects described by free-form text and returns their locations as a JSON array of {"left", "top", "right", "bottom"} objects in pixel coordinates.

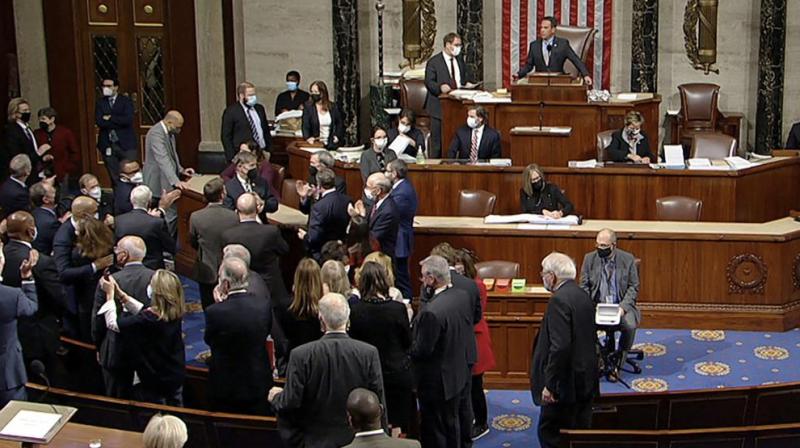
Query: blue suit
[
  {"left": 305, "top": 190, "right": 352, "bottom": 261},
  {"left": 0, "top": 282, "right": 38, "bottom": 406},
  {"left": 0, "top": 178, "right": 30, "bottom": 219},
  {"left": 368, "top": 196, "right": 401, "bottom": 259},
  {"left": 53, "top": 220, "right": 98, "bottom": 340},
  {"left": 95, "top": 94, "right": 137, "bottom": 184},
  {"left": 32, "top": 207, "right": 60, "bottom": 255},
  {"left": 388, "top": 179, "right": 418, "bottom": 299}
]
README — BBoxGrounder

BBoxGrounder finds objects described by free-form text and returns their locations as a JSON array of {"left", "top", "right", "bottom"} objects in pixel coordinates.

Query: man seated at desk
[
  {"left": 606, "top": 111, "right": 655, "bottom": 164},
  {"left": 447, "top": 105, "right": 501, "bottom": 162},
  {"left": 520, "top": 163, "right": 574, "bottom": 218},
  {"left": 513, "top": 15, "right": 592, "bottom": 86}
]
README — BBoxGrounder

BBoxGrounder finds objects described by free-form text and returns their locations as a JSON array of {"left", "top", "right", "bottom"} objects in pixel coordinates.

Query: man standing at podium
[{"left": 513, "top": 16, "right": 592, "bottom": 86}]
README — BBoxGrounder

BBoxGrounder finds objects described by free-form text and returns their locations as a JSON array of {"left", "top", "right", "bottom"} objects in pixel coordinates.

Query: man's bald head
[
  {"left": 236, "top": 192, "right": 258, "bottom": 218},
  {"left": 6, "top": 211, "right": 36, "bottom": 242},
  {"left": 346, "top": 388, "right": 383, "bottom": 431},
  {"left": 164, "top": 110, "right": 184, "bottom": 127},
  {"left": 71, "top": 195, "right": 98, "bottom": 219},
  {"left": 117, "top": 235, "right": 146, "bottom": 262}
]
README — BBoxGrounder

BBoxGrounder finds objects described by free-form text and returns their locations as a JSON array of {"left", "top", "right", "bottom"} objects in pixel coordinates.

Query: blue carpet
[{"left": 179, "top": 276, "right": 800, "bottom": 447}]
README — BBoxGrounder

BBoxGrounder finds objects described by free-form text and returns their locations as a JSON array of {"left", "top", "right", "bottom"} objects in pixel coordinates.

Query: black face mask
[
  {"left": 422, "top": 285, "right": 435, "bottom": 300},
  {"left": 20, "top": 112, "right": 31, "bottom": 123},
  {"left": 597, "top": 247, "right": 613, "bottom": 259},
  {"left": 39, "top": 121, "right": 49, "bottom": 131},
  {"left": 532, "top": 180, "right": 544, "bottom": 190},
  {"left": 311, "top": 93, "right": 322, "bottom": 103},
  {"left": 308, "top": 165, "right": 318, "bottom": 178},
  {"left": 247, "top": 168, "right": 258, "bottom": 181}
]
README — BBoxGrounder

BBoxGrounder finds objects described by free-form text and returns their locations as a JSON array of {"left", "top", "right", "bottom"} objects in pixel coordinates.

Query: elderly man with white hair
[
  {"left": 113, "top": 185, "right": 177, "bottom": 270},
  {"left": 530, "top": 252, "right": 599, "bottom": 448},
  {"left": 269, "top": 293, "right": 386, "bottom": 448},
  {"left": 348, "top": 172, "right": 400, "bottom": 260},
  {"left": 0, "top": 154, "right": 33, "bottom": 217}
]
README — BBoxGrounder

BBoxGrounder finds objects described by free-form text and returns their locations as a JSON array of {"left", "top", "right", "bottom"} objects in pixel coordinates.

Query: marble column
[
  {"left": 630, "top": 0, "right": 658, "bottom": 92},
  {"left": 755, "top": 0, "right": 786, "bottom": 154},
  {"left": 457, "top": 0, "right": 483, "bottom": 83},
  {"left": 332, "top": 0, "right": 361, "bottom": 146}
]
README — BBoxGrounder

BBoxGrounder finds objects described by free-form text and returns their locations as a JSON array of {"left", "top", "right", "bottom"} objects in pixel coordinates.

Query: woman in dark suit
[
  {"left": 302, "top": 80, "right": 344, "bottom": 151},
  {"left": 3, "top": 98, "right": 40, "bottom": 180},
  {"left": 520, "top": 163, "right": 575, "bottom": 217},
  {"left": 606, "top": 111, "right": 655, "bottom": 164},
  {"left": 386, "top": 109, "right": 426, "bottom": 158},
  {"left": 274, "top": 258, "right": 324, "bottom": 354},
  {"left": 348, "top": 261, "right": 414, "bottom": 434},
  {"left": 99, "top": 269, "right": 186, "bottom": 406}
]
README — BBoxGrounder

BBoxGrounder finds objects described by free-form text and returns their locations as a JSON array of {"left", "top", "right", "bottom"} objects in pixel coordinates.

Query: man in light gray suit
[
  {"left": 143, "top": 110, "right": 195, "bottom": 238},
  {"left": 0, "top": 242, "right": 39, "bottom": 406},
  {"left": 579, "top": 228, "right": 641, "bottom": 369}
]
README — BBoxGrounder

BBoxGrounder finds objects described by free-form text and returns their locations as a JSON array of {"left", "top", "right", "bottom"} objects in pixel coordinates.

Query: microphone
[{"left": 30, "top": 360, "right": 62, "bottom": 422}]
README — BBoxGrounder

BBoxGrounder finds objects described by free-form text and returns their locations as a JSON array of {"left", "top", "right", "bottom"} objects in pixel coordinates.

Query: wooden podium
[{"left": 510, "top": 73, "right": 587, "bottom": 102}]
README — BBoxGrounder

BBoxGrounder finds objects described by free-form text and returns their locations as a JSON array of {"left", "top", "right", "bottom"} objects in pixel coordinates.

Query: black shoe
[{"left": 471, "top": 423, "right": 489, "bottom": 441}]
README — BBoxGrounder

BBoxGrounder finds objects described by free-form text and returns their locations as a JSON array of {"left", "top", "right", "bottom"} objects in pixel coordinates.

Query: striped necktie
[
  {"left": 245, "top": 107, "right": 265, "bottom": 148},
  {"left": 469, "top": 129, "right": 478, "bottom": 163}
]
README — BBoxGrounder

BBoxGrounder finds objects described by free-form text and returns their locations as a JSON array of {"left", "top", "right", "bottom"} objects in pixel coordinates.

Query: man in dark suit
[
  {"left": 91, "top": 236, "right": 153, "bottom": 398},
  {"left": 786, "top": 121, "right": 800, "bottom": 149},
  {"left": 297, "top": 150, "right": 348, "bottom": 214},
  {"left": 297, "top": 168, "right": 351, "bottom": 261},
  {"left": 221, "top": 193, "right": 289, "bottom": 301},
  {"left": 113, "top": 185, "right": 176, "bottom": 270},
  {"left": 205, "top": 257, "right": 273, "bottom": 415},
  {"left": 343, "top": 388, "right": 421, "bottom": 448},
  {"left": 514, "top": 16, "right": 592, "bottom": 85},
  {"left": 0, "top": 242, "right": 38, "bottom": 407},
  {"left": 269, "top": 292, "right": 386, "bottom": 448},
  {"left": 95, "top": 78, "right": 137, "bottom": 185},
  {"left": 78, "top": 173, "right": 114, "bottom": 222},
  {"left": 221, "top": 81, "right": 272, "bottom": 163},
  {"left": 447, "top": 105, "right": 502, "bottom": 161},
  {"left": 385, "top": 160, "right": 417, "bottom": 299},
  {"left": 349, "top": 173, "right": 400, "bottom": 259},
  {"left": 190, "top": 178, "right": 240, "bottom": 309},
  {"left": 412, "top": 255, "right": 476, "bottom": 448},
  {"left": 30, "top": 181, "right": 67, "bottom": 255},
  {"left": 222, "top": 151, "right": 278, "bottom": 218},
  {"left": 531, "top": 252, "right": 599, "bottom": 448},
  {"left": 222, "top": 244, "right": 270, "bottom": 303},
  {"left": 2, "top": 212, "right": 67, "bottom": 379},
  {"left": 113, "top": 159, "right": 144, "bottom": 216},
  {"left": 425, "top": 32, "right": 474, "bottom": 158},
  {"left": 0, "top": 154, "right": 32, "bottom": 218}
]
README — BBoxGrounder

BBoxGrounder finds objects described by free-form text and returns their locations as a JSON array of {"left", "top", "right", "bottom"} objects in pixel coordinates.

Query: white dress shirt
[
  {"left": 444, "top": 54, "right": 462, "bottom": 88},
  {"left": 318, "top": 110, "right": 332, "bottom": 144}
]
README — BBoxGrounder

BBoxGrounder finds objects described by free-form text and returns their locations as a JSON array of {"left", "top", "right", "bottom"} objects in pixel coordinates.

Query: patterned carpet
[{"left": 178, "top": 277, "right": 800, "bottom": 447}]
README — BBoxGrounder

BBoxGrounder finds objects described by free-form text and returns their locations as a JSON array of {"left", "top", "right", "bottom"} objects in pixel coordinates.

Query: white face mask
[
  {"left": 452, "top": 45, "right": 462, "bottom": 57},
  {"left": 397, "top": 123, "right": 411, "bottom": 134},
  {"left": 88, "top": 187, "right": 102, "bottom": 201},
  {"left": 467, "top": 116, "right": 480, "bottom": 129},
  {"left": 146, "top": 284, "right": 153, "bottom": 300},
  {"left": 102, "top": 87, "right": 114, "bottom": 97},
  {"left": 364, "top": 188, "right": 375, "bottom": 200},
  {"left": 374, "top": 138, "right": 387, "bottom": 150},
  {"left": 32, "top": 228, "right": 38, "bottom": 241},
  {"left": 129, "top": 172, "right": 144, "bottom": 184}
]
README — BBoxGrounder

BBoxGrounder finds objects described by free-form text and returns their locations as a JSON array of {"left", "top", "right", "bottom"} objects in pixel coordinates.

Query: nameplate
[{"left": 510, "top": 126, "right": 572, "bottom": 136}]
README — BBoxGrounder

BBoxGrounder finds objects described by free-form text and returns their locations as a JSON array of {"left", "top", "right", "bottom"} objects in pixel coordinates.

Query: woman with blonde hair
[
  {"left": 320, "top": 260, "right": 358, "bottom": 303},
  {"left": 143, "top": 413, "right": 188, "bottom": 448},
  {"left": 519, "top": 163, "right": 574, "bottom": 218},
  {"left": 354, "top": 251, "right": 403, "bottom": 302},
  {"left": 275, "top": 258, "right": 324, "bottom": 353},
  {"left": 75, "top": 216, "right": 114, "bottom": 260},
  {"left": 605, "top": 111, "right": 655, "bottom": 164},
  {"left": 3, "top": 97, "right": 38, "bottom": 179},
  {"left": 99, "top": 269, "right": 186, "bottom": 406}
]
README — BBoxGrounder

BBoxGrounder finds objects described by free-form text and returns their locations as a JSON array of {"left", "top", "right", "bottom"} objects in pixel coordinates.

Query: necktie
[
  {"left": 244, "top": 179, "right": 252, "bottom": 193},
  {"left": 109, "top": 97, "right": 115, "bottom": 109},
  {"left": 449, "top": 57, "right": 457, "bottom": 89},
  {"left": 377, "top": 153, "right": 386, "bottom": 170},
  {"left": 469, "top": 129, "right": 478, "bottom": 163},
  {"left": 544, "top": 41, "right": 551, "bottom": 67},
  {"left": 245, "top": 107, "right": 265, "bottom": 148},
  {"left": 605, "top": 262, "right": 615, "bottom": 303}
]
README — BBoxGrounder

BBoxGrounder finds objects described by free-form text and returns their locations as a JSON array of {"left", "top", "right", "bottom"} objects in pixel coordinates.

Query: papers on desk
[
  {"left": 724, "top": 156, "right": 754, "bottom": 170},
  {"left": 275, "top": 110, "right": 303, "bottom": 121},
  {"left": 568, "top": 159, "right": 598, "bottom": 168},
  {"left": 0, "top": 410, "right": 61, "bottom": 440},
  {"left": 485, "top": 213, "right": 580, "bottom": 226},
  {"left": 687, "top": 158, "right": 732, "bottom": 170},
  {"left": 663, "top": 145, "right": 686, "bottom": 169}
]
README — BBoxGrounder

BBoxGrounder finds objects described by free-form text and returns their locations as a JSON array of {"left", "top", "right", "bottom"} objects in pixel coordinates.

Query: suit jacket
[
  {"left": 34, "top": 125, "right": 80, "bottom": 180},
  {"left": 112, "top": 180, "right": 136, "bottom": 216},
  {"left": 143, "top": 122, "right": 183, "bottom": 195},
  {"left": 519, "top": 183, "right": 575, "bottom": 215},
  {"left": 95, "top": 94, "right": 137, "bottom": 152},
  {"left": 0, "top": 178, "right": 30, "bottom": 218},
  {"left": 221, "top": 161, "right": 281, "bottom": 199},
  {"left": 247, "top": 270, "right": 270, "bottom": 302},
  {"left": 53, "top": 220, "right": 96, "bottom": 284},
  {"left": 2, "top": 122, "right": 40, "bottom": 170},
  {"left": 0, "top": 282, "right": 37, "bottom": 392},
  {"left": 32, "top": 207, "right": 60, "bottom": 255},
  {"left": 220, "top": 102, "right": 272, "bottom": 162},
  {"left": 272, "top": 333, "right": 386, "bottom": 448},
  {"left": 114, "top": 209, "right": 176, "bottom": 270},
  {"left": 222, "top": 175, "right": 279, "bottom": 218},
  {"left": 302, "top": 102, "right": 345, "bottom": 151},
  {"left": 299, "top": 174, "right": 348, "bottom": 214},
  {"left": 204, "top": 291, "right": 273, "bottom": 404},
  {"left": 387, "top": 180, "right": 417, "bottom": 259},
  {"left": 449, "top": 270, "right": 482, "bottom": 366},
  {"left": 579, "top": 248, "right": 641, "bottom": 325},
  {"left": 530, "top": 280, "right": 598, "bottom": 405},
  {"left": 349, "top": 299, "right": 412, "bottom": 385},
  {"left": 91, "top": 263, "right": 154, "bottom": 370},
  {"left": 411, "top": 286, "right": 475, "bottom": 401},
  {"left": 786, "top": 122, "right": 800, "bottom": 149},
  {"left": 221, "top": 221, "right": 289, "bottom": 300},
  {"left": 306, "top": 190, "right": 352, "bottom": 260},
  {"left": 359, "top": 149, "right": 397, "bottom": 181},
  {"left": 118, "top": 309, "right": 185, "bottom": 394},
  {"left": 387, "top": 127, "right": 425, "bottom": 158},
  {"left": 517, "top": 36, "right": 589, "bottom": 78},
  {"left": 606, "top": 129, "right": 655, "bottom": 163},
  {"left": 424, "top": 52, "right": 471, "bottom": 119},
  {"left": 342, "top": 433, "right": 421, "bottom": 448},
  {"left": 447, "top": 125, "right": 502, "bottom": 160},
  {"left": 189, "top": 204, "right": 239, "bottom": 284},
  {"left": 352, "top": 197, "right": 400, "bottom": 259}
]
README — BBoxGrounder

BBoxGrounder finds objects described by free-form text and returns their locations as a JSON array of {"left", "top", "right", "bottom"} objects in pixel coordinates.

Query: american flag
[{"left": 502, "top": 0, "right": 613, "bottom": 89}]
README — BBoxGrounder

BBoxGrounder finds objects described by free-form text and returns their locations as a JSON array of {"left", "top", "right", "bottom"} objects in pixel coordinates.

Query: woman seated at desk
[
  {"left": 387, "top": 109, "right": 425, "bottom": 158},
  {"left": 520, "top": 163, "right": 575, "bottom": 218},
  {"left": 302, "top": 80, "right": 344, "bottom": 151},
  {"left": 606, "top": 111, "right": 655, "bottom": 164}
]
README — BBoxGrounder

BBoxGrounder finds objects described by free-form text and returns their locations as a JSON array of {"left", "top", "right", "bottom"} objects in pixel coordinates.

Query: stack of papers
[
  {"left": 0, "top": 410, "right": 61, "bottom": 440},
  {"left": 274, "top": 110, "right": 303, "bottom": 121},
  {"left": 687, "top": 158, "right": 731, "bottom": 171},
  {"left": 484, "top": 214, "right": 580, "bottom": 226},
  {"left": 568, "top": 159, "right": 598, "bottom": 168},
  {"left": 663, "top": 145, "right": 686, "bottom": 169},
  {"left": 724, "top": 156, "right": 754, "bottom": 170}
]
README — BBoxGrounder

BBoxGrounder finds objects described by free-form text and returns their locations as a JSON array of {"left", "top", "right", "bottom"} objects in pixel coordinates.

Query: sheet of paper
[
  {"left": 663, "top": 145, "right": 685, "bottom": 167},
  {"left": 0, "top": 410, "right": 61, "bottom": 440},
  {"left": 389, "top": 135, "right": 412, "bottom": 154},
  {"left": 517, "top": 223, "right": 547, "bottom": 230},
  {"left": 687, "top": 158, "right": 711, "bottom": 167},
  {"left": 724, "top": 156, "right": 754, "bottom": 170},
  {"left": 274, "top": 110, "right": 302, "bottom": 121}
]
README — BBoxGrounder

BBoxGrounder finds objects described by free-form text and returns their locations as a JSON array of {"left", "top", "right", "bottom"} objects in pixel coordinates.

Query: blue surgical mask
[
  {"left": 246, "top": 96, "right": 257, "bottom": 107},
  {"left": 286, "top": 82, "right": 298, "bottom": 92}
]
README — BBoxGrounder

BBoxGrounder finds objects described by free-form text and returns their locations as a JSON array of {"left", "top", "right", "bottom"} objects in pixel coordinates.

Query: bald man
[
  {"left": 91, "top": 235, "right": 154, "bottom": 398},
  {"left": 2, "top": 211, "right": 67, "bottom": 377},
  {"left": 343, "top": 388, "right": 420, "bottom": 447},
  {"left": 143, "top": 110, "right": 195, "bottom": 238}
]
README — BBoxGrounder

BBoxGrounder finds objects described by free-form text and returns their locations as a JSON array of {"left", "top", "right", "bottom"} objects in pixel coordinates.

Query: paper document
[
  {"left": 724, "top": 156, "right": 754, "bottom": 170},
  {"left": 485, "top": 214, "right": 580, "bottom": 225},
  {"left": 568, "top": 159, "right": 598, "bottom": 168},
  {"left": 0, "top": 410, "right": 61, "bottom": 440},
  {"left": 663, "top": 145, "right": 686, "bottom": 168},
  {"left": 274, "top": 110, "right": 302, "bottom": 121},
  {"left": 389, "top": 135, "right": 413, "bottom": 155}
]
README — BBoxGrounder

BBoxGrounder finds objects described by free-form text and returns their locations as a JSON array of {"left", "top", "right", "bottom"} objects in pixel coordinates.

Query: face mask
[
  {"left": 39, "top": 121, "right": 49, "bottom": 131},
  {"left": 452, "top": 45, "right": 462, "bottom": 57},
  {"left": 542, "top": 273, "right": 554, "bottom": 292},
  {"left": 247, "top": 168, "right": 259, "bottom": 181},
  {"left": 102, "top": 87, "right": 114, "bottom": 97},
  {"left": 245, "top": 96, "right": 257, "bottom": 107},
  {"left": 88, "top": 187, "right": 102, "bottom": 201},
  {"left": 286, "top": 82, "right": 298, "bottom": 91},
  {"left": 169, "top": 126, "right": 182, "bottom": 135},
  {"left": 146, "top": 284, "right": 153, "bottom": 300},
  {"left": 129, "top": 172, "right": 144, "bottom": 184},
  {"left": 364, "top": 188, "right": 375, "bottom": 200},
  {"left": 397, "top": 123, "right": 410, "bottom": 134},
  {"left": 597, "top": 247, "right": 613, "bottom": 259},
  {"left": 308, "top": 165, "right": 318, "bottom": 177},
  {"left": 93, "top": 212, "right": 100, "bottom": 220},
  {"left": 532, "top": 180, "right": 543, "bottom": 190},
  {"left": 311, "top": 93, "right": 322, "bottom": 103},
  {"left": 467, "top": 116, "right": 479, "bottom": 129},
  {"left": 20, "top": 112, "right": 31, "bottom": 123},
  {"left": 31, "top": 228, "right": 38, "bottom": 241},
  {"left": 374, "top": 138, "right": 387, "bottom": 150},
  {"left": 422, "top": 285, "right": 435, "bottom": 300}
]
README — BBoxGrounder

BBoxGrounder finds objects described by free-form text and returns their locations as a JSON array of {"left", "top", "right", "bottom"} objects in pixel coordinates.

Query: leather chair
[
  {"left": 271, "top": 163, "right": 285, "bottom": 197},
  {"left": 281, "top": 178, "right": 300, "bottom": 209},
  {"left": 596, "top": 130, "right": 615, "bottom": 162},
  {"left": 555, "top": 25, "right": 597, "bottom": 78},
  {"left": 458, "top": 189, "right": 497, "bottom": 217},
  {"left": 399, "top": 79, "right": 432, "bottom": 137},
  {"left": 690, "top": 133, "right": 736, "bottom": 159},
  {"left": 655, "top": 196, "right": 703, "bottom": 221},
  {"left": 476, "top": 260, "right": 520, "bottom": 279},
  {"left": 677, "top": 83, "right": 720, "bottom": 147}
]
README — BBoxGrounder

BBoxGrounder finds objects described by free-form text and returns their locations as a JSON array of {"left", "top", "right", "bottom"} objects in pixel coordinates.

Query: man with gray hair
[
  {"left": 205, "top": 256, "right": 273, "bottom": 415},
  {"left": 0, "top": 154, "right": 33, "bottom": 217},
  {"left": 348, "top": 172, "right": 400, "bottom": 260},
  {"left": 530, "top": 252, "right": 598, "bottom": 448},
  {"left": 113, "top": 185, "right": 176, "bottom": 270},
  {"left": 412, "top": 255, "right": 477, "bottom": 447},
  {"left": 221, "top": 244, "right": 269, "bottom": 303},
  {"left": 297, "top": 167, "right": 352, "bottom": 261},
  {"left": 91, "top": 235, "right": 154, "bottom": 398},
  {"left": 297, "top": 150, "right": 347, "bottom": 214},
  {"left": 269, "top": 292, "right": 386, "bottom": 447}
]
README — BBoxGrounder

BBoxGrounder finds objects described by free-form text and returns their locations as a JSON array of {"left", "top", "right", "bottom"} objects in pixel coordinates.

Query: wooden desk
[
  {"left": 287, "top": 146, "right": 800, "bottom": 222},
  {"left": 0, "top": 423, "right": 141, "bottom": 448}
]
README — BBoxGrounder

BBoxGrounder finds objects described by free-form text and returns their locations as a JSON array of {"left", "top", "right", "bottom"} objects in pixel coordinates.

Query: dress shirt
[
  {"left": 320, "top": 187, "right": 335, "bottom": 198},
  {"left": 444, "top": 55, "right": 462, "bottom": 88},
  {"left": 10, "top": 239, "right": 32, "bottom": 249},
  {"left": 10, "top": 177, "right": 26, "bottom": 188},
  {"left": 17, "top": 120, "right": 38, "bottom": 155},
  {"left": 391, "top": 178, "right": 405, "bottom": 191},
  {"left": 318, "top": 110, "right": 332, "bottom": 144},
  {"left": 374, "top": 195, "right": 388, "bottom": 214},
  {"left": 98, "top": 293, "right": 145, "bottom": 333},
  {"left": 541, "top": 37, "right": 555, "bottom": 66},
  {"left": 241, "top": 103, "right": 266, "bottom": 148},
  {"left": 353, "top": 429, "right": 386, "bottom": 438},
  {"left": 108, "top": 94, "right": 118, "bottom": 108},
  {"left": 236, "top": 173, "right": 252, "bottom": 193}
]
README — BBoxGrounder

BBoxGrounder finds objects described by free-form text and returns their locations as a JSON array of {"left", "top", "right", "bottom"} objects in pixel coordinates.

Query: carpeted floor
[{"left": 179, "top": 276, "right": 800, "bottom": 447}]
